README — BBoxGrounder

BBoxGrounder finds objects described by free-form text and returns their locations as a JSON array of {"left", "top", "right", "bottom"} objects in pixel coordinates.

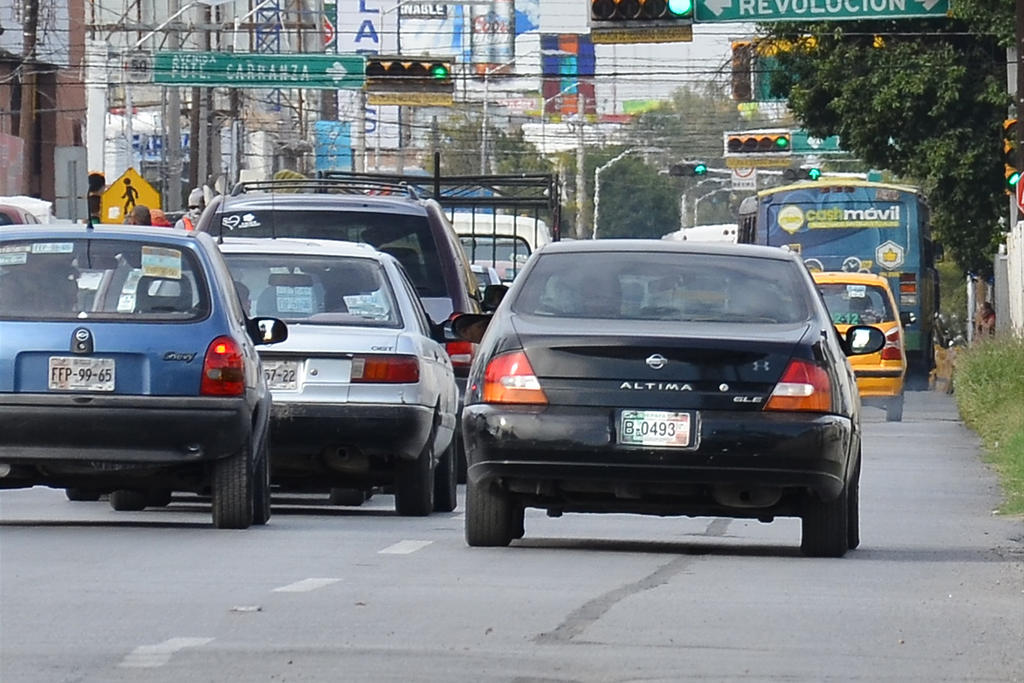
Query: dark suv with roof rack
[{"left": 195, "top": 178, "right": 485, "bottom": 477}]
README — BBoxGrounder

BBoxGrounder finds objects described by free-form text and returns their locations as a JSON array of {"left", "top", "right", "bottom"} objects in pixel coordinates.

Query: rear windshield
[
  {"left": 817, "top": 282, "right": 895, "bottom": 325},
  {"left": 512, "top": 251, "right": 812, "bottom": 323},
  {"left": 215, "top": 209, "right": 444, "bottom": 297},
  {"left": 0, "top": 238, "right": 209, "bottom": 321},
  {"left": 224, "top": 253, "right": 401, "bottom": 328}
]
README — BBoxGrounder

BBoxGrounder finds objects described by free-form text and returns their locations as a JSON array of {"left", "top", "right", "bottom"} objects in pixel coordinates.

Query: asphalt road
[{"left": 1, "top": 391, "right": 1022, "bottom": 682}]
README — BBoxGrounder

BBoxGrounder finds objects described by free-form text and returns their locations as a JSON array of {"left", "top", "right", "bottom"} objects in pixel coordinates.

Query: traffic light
[
  {"left": 725, "top": 130, "right": 792, "bottom": 156},
  {"left": 669, "top": 162, "right": 708, "bottom": 176},
  {"left": 87, "top": 172, "right": 105, "bottom": 220},
  {"left": 365, "top": 56, "right": 454, "bottom": 105},
  {"left": 590, "top": 0, "right": 695, "bottom": 44},
  {"left": 1004, "top": 118, "right": 1020, "bottom": 193},
  {"left": 783, "top": 166, "right": 822, "bottom": 181}
]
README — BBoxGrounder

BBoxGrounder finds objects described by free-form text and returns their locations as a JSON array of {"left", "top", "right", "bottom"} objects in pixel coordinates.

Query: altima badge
[{"left": 645, "top": 354, "right": 668, "bottom": 370}]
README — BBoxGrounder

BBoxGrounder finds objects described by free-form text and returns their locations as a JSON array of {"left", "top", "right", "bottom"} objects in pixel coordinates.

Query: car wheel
[
  {"left": 251, "top": 437, "right": 272, "bottom": 526},
  {"left": 329, "top": 488, "right": 369, "bottom": 506},
  {"left": 211, "top": 439, "right": 255, "bottom": 529},
  {"left": 886, "top": 394, "right": 904, "bottom": 422},
  {"left": 146, "top": 489, "right": 173, "bottom": 507},
  {"left": 432, "top": 435, "right": 458, "bottom": 513},
  {"left": 465, "top": 477, "right": 514, "bottom": 547},
  {"left": 847, "top": 458, "right": 861, "bottom": 550},
  {"left": 395, "top": 434, "right": 434, "bottom": 517},
  {"left": 109, "top": 489, "right": 149, "bottom": 512},
  {"left": 65, "top": 488, "right": 102, "bottom": 502},
  {"left": 800, "top": 485, "right": 849, "bottom": 558}
]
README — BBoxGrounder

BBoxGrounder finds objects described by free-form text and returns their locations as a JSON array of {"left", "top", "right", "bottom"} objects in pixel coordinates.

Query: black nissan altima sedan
[{"left": 454, "top": 239, "right": 885, "bottom": 557}]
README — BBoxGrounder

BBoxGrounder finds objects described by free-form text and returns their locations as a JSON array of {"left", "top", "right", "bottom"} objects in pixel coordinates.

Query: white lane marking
[
  {"left": 271, "top": 577, "right": 342, "bottom": 593},
  {"left": 378, "top": 539, "right": 433, "bottom": 555},
  {"left": 119, "top": 637, "right": 214, "bottom": 669}
]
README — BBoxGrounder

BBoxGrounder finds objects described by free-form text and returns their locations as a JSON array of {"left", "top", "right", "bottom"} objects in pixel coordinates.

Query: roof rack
[{"left": 229, "top": 178, "right": 420, "bottom": 200}]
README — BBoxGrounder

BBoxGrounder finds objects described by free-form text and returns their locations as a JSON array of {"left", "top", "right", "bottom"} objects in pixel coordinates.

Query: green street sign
[
  {"left": 696, "top": 0, "right": 949, "bottom": 22},
  {"left": 791, "top": 130, "right": 846, "bottom": 154},
  {"left": 152, "top": 52, "right": 365, "bottom": 89}
]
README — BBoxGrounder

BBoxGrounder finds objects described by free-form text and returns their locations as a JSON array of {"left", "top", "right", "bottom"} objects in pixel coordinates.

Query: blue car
[{"left": 0, "top": 224, "right": 286, "bottom": 528}]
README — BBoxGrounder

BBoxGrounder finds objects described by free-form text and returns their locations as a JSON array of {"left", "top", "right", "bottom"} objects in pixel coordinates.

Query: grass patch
[{"left": 953, "top": 336, "right": 1024, "bottom": 514}]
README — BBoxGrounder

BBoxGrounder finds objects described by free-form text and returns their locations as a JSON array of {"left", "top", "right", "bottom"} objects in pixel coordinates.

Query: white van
[
  {"left": 452, "top": 212, "right": 553, "bottom": 282},
  {"left": 662, "top": 223, "right": 739, "bottom": 244}
]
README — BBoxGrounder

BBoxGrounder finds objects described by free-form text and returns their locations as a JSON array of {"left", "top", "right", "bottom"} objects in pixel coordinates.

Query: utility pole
[
  {"left": 575, "top": 91, "right": 587, "bottom": 238},
  {"left": 19, "top": 0, "right": 39, "bottom": 195}
]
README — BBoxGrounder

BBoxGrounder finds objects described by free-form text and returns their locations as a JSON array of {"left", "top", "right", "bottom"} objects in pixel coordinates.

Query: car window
[
  {"left": 513, "top": 251, "right": 812, "bottom": 323},
  {"left": 224, "top": 253, "right": 401, "bottom": 328},
  {"left": 394, "top": 265, "right": 432, "bottom": 336},
  {"left": 817, "top": 283, "right": 895, "bottom": 324},
  {"left": 215, "top": 209, "right": 445, "bottom": 297},
  {"left": 0, "top": 238, "right": 209, "bottom": 321}
]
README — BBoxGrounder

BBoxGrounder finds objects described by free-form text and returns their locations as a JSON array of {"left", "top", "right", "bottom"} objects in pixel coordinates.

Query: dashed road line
[
  {"left": 119, "top": 637, "right": 214, "bottom": 668},
  {"left": 378, "top": 539, "right": 433, "bottom": 554},
  {"left": 271, "top": 577, "right": 342, "bottom": 593}
]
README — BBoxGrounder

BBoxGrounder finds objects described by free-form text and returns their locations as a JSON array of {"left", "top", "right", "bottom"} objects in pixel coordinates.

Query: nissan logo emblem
[{"left": 645, "top": 354, "right": 668, "bottom": 370}]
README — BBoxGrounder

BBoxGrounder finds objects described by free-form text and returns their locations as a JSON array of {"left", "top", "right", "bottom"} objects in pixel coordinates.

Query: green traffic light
[
  {"left": 775, "top": 136, "right": 790, "bottom": 150},
  {"left": 807, "top": 167, "right": 822, "bottom": 180},
  {"left": 1009, "top": 171, "right": 1021, "bottom": 188},
  {"left": 430, "top": 64, "right": 450, "bottom": 80},
  {"left": 693, "top": 163, "right": 708, "bottom": 175},
  {"left": 667, "top": 0, "right": 694, "bottom": 15}
]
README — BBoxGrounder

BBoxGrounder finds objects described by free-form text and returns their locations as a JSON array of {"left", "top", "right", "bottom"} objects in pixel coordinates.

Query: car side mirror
[
  {"left": 843, "top": 325, "right": 885, "bottom": 356},
  {"left": 900, "top": 311, "right": 917, "bottom": 326},
  {"left": 451, "top": 313, "right": 492, "bottom": 344},
  {"left": 481, "top": 284, "right": 508, "bottom": 312},
  {"left": 250, "top": 317, "right": 288, "bottom": 345}
]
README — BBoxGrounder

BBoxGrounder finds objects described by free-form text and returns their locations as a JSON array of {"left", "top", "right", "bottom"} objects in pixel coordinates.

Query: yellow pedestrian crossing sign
[{"left": 101, "top": 168, "right": 161, "bottom": 223}]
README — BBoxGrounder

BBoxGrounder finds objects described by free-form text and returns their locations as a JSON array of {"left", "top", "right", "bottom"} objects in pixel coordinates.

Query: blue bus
[{"left": 738, "top": 180, "right": 938, "bottom": 378}]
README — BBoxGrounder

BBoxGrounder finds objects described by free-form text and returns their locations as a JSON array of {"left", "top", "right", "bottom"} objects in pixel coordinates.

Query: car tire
[
  {"left": 251, "top": 437, "right": 272, "bottom": 526},
  {"left": 65, "top": 488, "right": 102, "bottom": 502},
  {"left": 847, "top": 458, "right": 861, "bottom": 550},
  {"left": 109, "top": 489, "right": 149, "bottom": 512},
  {"left": 146, "top": 489, "right": 173, "bottom": 507},
  {"left": 395, "top": 436, "right": 434, "bottom": 517},
  {"left": 329, "top": 488, "right": 369, "bottom": 506},
  {"left": 433, "top": 435, "right": 458, "bottom": 513},
  {"left": 211, "top": 440, "right": 255, "bottom": 530},
  {"left": 800, "top": 485, "right": 849, "bottom": 558},
  {"left": 465, "top": 477, "right": 514, "bottom": 547},
  {"left": 886, "top": 394, "right": 904, "bottom": 422}
]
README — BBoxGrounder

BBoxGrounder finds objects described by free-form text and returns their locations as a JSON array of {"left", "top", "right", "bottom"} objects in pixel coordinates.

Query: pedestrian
[
  {"left": 975, "top": 301, "right": 995, "bottom": 338},
  {"left": 149, "top": 208, "right": 173, "bottom": 227},
  {"left": 125, "top": 204, "right": 152, "bottom": 226},
  {"left": 174, "top": 188, "right": 204, "bottom": 231}
]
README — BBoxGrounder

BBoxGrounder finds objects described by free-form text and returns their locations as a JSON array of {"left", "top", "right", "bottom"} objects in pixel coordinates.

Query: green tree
[
  {"left": 762, "top": 6, "right": 1014, "bottom": 274},
  {"left": 593, "top": 153, "right": 680, "bottom": 239}
]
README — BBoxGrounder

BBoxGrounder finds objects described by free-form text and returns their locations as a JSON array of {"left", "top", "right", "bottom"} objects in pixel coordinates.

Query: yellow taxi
[{"left": 812, "top": 271, "right": 908, "bottom": 421}]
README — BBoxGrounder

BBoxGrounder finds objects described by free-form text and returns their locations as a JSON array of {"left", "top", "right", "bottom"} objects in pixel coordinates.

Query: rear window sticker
[
  {"left": 222, "top": 213, "right": 261, "bottom": 230},
  {"left": 276, "top": 286, "right": 314, "bottom": 314},
  {"left": 846, "top": 284, "right": 867, "bottom": 298},
  {"left": 141, "top": 246, "right": 183, "bottom": 279},
  {"left": 0, "top": 252, "right": 28, "bottom": 266},
  {"left": 31, "top": 242, "right": 74, "bottom": 254},
  {"left": 0, "top": 244, "right": 31, "bottom": 254}
]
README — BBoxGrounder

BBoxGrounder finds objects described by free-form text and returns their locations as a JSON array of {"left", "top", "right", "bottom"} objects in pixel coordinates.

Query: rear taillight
[
  {"left": 201, "top": 336, "right": 245, "bottom": 396},
  {"left": 764, "top": 359, "right": 831, "bottom": 413},
  {"left": 351, "top": 355, "right": 419, "bottom": 383},
  {"left": 899, "top": 274, "right": 917, "bottom": 307},
  {"left": 482, "top": 351, "right": 547, "bottom": 404},
  {"left": 445, "top": 340, "right": 475, "bottom": 369},
  {"left": 880, "top": 325, "right": 903, "bottom": 361}
]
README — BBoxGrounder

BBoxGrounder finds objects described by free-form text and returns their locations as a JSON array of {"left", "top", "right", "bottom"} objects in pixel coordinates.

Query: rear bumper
[
  {"left": 462, "top": 404, "right": 855, "bottom": 512},
  {"left": 854, "top": 369, "right": 904, "bottom": 399},
  {"left": 0, "top": 393, "right": 252, "bottom": 464},
  {"left": 270, "top": 402, "right": 434, "bottom": 461}
]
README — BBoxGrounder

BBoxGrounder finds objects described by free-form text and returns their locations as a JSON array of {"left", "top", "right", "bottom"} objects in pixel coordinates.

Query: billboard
[
  {"left": 541, "top": 34, "right": 596, "bottom": 117},
  {"left": 336, "top": 0, "right": 400, "bottom": 150}
]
